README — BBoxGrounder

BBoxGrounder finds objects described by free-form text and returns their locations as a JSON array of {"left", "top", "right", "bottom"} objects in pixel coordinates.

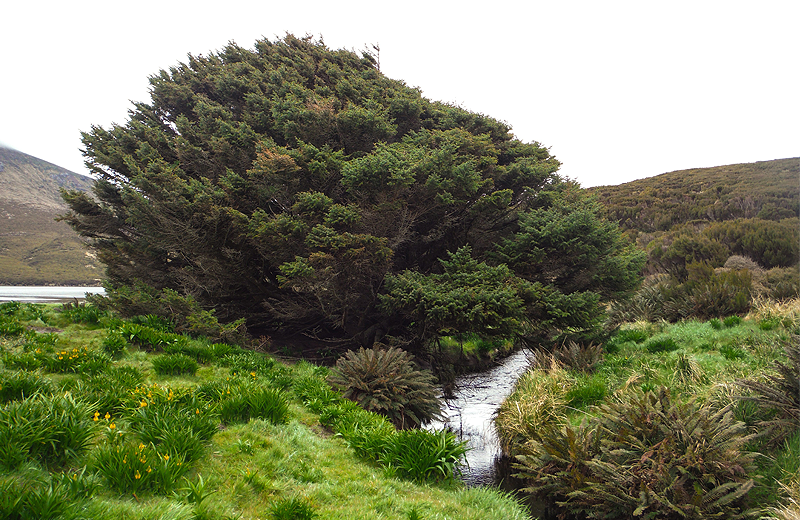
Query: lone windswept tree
[{"left": 61, "top": 34, "right": 644, "bottom": 351}]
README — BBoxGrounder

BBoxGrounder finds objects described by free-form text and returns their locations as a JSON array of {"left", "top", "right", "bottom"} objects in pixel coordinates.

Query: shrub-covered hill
[
  {"left": 588, "top": 157, "right": 799, "bottom": 233},
  {"left": 586, "top": 159, "right": 799, "bottom": 321},
  {"left": 0, "top": 146, "right": 101, "bottom": 285}
]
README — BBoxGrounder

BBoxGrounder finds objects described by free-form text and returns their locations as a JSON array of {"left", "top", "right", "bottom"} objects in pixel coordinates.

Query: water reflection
[
  {"left": 0, "top": 286, "right": 105, "bottom": 303},
  {"left": 425, "top": 349, "right": 533, "bottom": 486}
]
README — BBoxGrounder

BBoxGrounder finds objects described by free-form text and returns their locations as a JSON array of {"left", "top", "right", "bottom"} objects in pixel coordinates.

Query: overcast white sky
[{"left": 1, "top": 0, "right": 797, "bottom": 187}]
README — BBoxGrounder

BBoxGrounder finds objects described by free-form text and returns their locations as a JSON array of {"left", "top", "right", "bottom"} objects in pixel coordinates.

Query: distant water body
[{"left": 0, "top": 286, "right": 105, "bottom": 303}]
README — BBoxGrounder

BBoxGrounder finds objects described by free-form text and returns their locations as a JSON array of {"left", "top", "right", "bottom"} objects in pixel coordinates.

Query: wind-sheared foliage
[{"left": 61, "top": 34, "right": 642, "bottom": 349}]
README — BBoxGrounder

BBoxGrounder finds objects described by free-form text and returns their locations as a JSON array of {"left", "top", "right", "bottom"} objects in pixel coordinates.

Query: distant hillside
[
  {"left": 0, "top": 146, "right": 102, "bottom": 285},
  {"left": 588, "top": 158, "right": 798, "bottom": 312},
  {"left": 588, "top": 158, "right": 799, "bottom": 232}
]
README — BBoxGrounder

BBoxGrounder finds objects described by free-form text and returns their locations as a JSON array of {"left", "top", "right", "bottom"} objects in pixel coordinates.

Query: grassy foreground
[{"left": 0, "top": 302, "right": 529, "bottom": 520}]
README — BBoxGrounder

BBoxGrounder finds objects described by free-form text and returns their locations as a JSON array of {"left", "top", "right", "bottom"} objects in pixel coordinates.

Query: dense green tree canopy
[{"left": 62, "top": 35, "right": 643, "bottom": 350}]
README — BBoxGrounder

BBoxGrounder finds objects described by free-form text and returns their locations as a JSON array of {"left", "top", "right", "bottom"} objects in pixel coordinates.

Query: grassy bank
[
  {"left": 0, "top": 302, "right": 530, "bottom": 520},
  {"left": 496, "top": 298, "right": 800, "bottom": 518}
]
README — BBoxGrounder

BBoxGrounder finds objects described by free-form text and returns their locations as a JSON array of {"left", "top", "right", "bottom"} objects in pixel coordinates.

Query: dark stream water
[{"left": 425, "top": 349, "right": 533, "bottom": 486}]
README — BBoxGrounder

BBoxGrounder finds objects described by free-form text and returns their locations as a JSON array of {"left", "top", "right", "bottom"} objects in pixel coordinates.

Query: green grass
[{"left": 0, "top": 302, "right": 529, "bottom": 520}]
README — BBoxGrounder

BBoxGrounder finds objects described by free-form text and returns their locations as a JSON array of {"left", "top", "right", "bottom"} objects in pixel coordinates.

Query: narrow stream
[{"left": 425, "top": 349, "right": 533, "bottom": 486}]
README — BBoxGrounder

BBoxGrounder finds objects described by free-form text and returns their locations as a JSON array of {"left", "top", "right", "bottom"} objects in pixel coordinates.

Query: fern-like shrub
[
  {"left": 736, "top": 336, "right": 799, "bottom": 443},
  {"left": 328, "top": 346, "right": 441, "bottom": 429},
  {"left": 515, "top": 387, "right": 758, "bottom": 520},
  {"left": 552, "top": 341, "right": 604, "bottom": 373}
]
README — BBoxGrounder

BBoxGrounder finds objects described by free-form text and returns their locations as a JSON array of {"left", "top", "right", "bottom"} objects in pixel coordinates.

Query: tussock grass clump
[
  {"left": 748, "top": 297, "right": 800, "bottom": 332},
  {"left": 765, "top": 476, "right": 800, "bottom": 520},
  {"left": 495, "top": 364, "right": 570, "bottom": 454},
  {"left": 736, "top": 336, "right": 799, "bottom": 443},
  {"left": 218, "top": 386, "right": 290, "bottom": 425},
  {"left": 565, "top": 372, "right": 607, "bottom": 409},
  {"left": 328, "top": 346, "right": 441, "bottom": 429}
]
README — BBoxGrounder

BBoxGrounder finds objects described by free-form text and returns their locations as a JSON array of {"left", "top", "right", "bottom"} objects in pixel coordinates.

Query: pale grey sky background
[{"left": 1, "top": 0, "right": 798, "bottom": 187}]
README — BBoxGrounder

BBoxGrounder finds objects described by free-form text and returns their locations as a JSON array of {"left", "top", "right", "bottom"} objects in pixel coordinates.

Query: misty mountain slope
[{"left": 0, "top": 146, "right": 101, "bottom": 285}]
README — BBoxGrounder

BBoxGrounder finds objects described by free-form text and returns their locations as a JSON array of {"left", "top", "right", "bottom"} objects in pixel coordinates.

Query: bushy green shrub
[
  {"left": 268, "top": 497, "right": 317, "bottom": 520},
  {"left": 723, "top": 315, "right": 743, "bottom": 327},
  {"left": 219, "top": 386, "right": 290, "bottom": 425},
  {"left": 101, "top": 331, "right": 128, "bottom": 359},
  {"left": 709, "top": 318, "right": 723, "bottom": 330},
  {"left": 328, "top": 346, "right": 442, "bottom": 429},
  {"left": 644, "top": 336, "right": 679, "bottom": 353},
  {"left": 93, "top": 439, "right": 190, "bottom": 495},
  {"left": 126, "top": 389, "right": 218, "bottom": 463},
  {"left": 60, "top": 300, "right": 107, "bottom": 325},
  {"left": 380, "top": 429, "right": 467, "bottom": 482},
  {"left": 0, "top": 369, "right": 53, "bottom": 402},
  {"left": 0, "top": 392, "right": 100, "bottom": 469},
  {"left": 98, "top": 284, "right": 247, "bottom": 343},
  {"left": 151, "top": 354, "right": 199, "bottom": 376},
  {"left": 515, "top": 388, "right": 758, "bottom": 519}
]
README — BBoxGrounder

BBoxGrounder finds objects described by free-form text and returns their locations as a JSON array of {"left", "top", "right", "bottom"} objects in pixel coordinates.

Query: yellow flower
[
  {"left": 140, "top": 401, "right": 148, "bottom": 408},
  {"left": 109, "top": 423, "right": 116, "bottom": 430},
  {"left": 138, "top": 443, "right": 145, "bottom": 451},
  {"left": 104, "top": 412, "right": 111, "bottom": 420},
  {"left": 250, "top": 371, "right": 256, "bottom": 377},
  {"left": 146, "top": 466, "right": 152, "bottom": 473},
  {"left": 93, "top": 416, "right": 98, "bottom": 422},
  {"left": 134, "top": 470, "right": 141, "bottom": 479},
  {"left": 163, "top": 454, "right": 170, "bottom": 461},
  {"left": 195, "top": 408, "right": 200, "bottom": 415}
]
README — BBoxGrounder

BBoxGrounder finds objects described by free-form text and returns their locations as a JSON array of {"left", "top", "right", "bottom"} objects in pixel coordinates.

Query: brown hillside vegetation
[
  {"left": 588, "top": 157, "right": 799, "bottom": 232},
  {"left": 0, "top": 146, "right": 101, "bottom": 285},
  {"left": 589, "top": 158, "right": 800, "bottom": 322}
]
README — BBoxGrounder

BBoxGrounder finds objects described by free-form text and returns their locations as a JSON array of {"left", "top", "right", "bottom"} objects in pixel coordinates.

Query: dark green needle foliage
[{"left": 61, "top": 34, "right": 642, "bottom": 350}]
